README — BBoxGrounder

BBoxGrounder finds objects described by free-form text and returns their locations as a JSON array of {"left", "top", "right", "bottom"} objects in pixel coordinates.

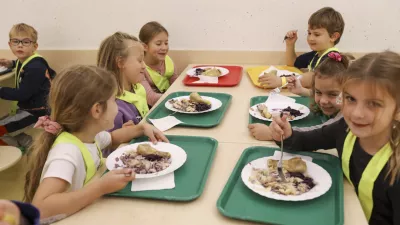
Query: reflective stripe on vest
[
  {"left": 10, "top": 53, "right": 42, "bottom": 115},
  {"left": 53, "top": 132, "right": 103, "bottom": 185},
  {"left": 116, "top": 83, "right": 149, "bottom": 117},
  {"left": 342, "top": 131, "right": 392, "bottom": 221},
  {"left": 145, "top": 55, "right": 174, "bottom": 93},
  {"left": 307, "top": 47, "right": 339, "bottom": 71}
]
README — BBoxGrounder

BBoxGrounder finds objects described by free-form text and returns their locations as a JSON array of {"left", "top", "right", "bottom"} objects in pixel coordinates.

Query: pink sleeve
[
  {"left": 140, "top": 77, "right": 162, "bottom": 106},
  {"left": 169, "top": 67, "right": 179, "bottom": 84}
]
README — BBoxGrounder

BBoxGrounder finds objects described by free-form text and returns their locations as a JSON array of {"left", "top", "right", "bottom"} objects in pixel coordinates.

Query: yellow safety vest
[
  {"left": 342, "top": 131, "right": 392, "bottom": 221},
  {"left": 10, "top": 53, "right": 42, "bottom": 115},
  {"left": 117, "top": 83, "right": 149, "bottom": 118},
  {"left": 308, "top": 47, "right": 339, "bottom": 71},
  {"left": 53, "top": 132, "right": 103, "bottom": 185},
  {"left": 145, "top": 55, "right": 174, "bottom": 93}
]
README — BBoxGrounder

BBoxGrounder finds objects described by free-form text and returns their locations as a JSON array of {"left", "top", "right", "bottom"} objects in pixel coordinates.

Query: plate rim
[
  {"left": 249, "top": 102, "right": 310, "bottom": 122},
  {"left": 187, "top": 66, "right": 230, "bottom": 77},
  {"left": 241, "top": 156, "right": 332, "bottom": 201},
  {"left": 106, "top": 141, "right": 187, "bottom": 179}
]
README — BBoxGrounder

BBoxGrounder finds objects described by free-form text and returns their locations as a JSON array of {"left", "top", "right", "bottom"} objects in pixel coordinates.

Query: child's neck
[
  {"left": 71, "top": 126, "right": 99, "bottom": 143},
  {"left": 359, "top": 132, "right": 391, "bottom": 156},
  {"left": 317, "top": 45, "right": 335, "bottom": 56},
  {"left": 144, "top": 54, "right": 160, "bottom": 67},
  {"left": 123, "top": 76, "right": 133, "bottom": 92},
  {"left": 18, "top": 53, "right": 35, "bottom": 63}
]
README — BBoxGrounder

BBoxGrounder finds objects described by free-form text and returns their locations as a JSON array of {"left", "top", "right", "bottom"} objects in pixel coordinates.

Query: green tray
[
  {"left": 217, "top": 147, "right": 344, "bottom": 225},
  {"left": 107, "top": 135, "right": 218, "bottom": 201},
  {"left": 146, "top": 91, "right": 232, "bottom": 128},
  {"left": 249, "top": 96, "right": 324, "bottom": 127}
]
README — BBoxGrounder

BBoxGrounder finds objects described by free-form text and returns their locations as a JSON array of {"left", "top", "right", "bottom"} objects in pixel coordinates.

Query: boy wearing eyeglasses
[{"left": 0, "top": 23, "right": 55, "bottom": 148}]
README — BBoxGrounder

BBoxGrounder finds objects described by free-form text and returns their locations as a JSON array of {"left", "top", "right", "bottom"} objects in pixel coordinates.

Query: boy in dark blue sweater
[{"left": 0, "top": 23, "right": 55, "bottom": 148}]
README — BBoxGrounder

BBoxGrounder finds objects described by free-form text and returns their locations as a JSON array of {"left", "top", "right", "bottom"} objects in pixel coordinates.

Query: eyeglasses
[{"left": 9, "top": 39, "right": 35, "bottom": 47}]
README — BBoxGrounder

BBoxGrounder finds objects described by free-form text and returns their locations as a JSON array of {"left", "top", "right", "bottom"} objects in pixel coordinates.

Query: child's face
[
  {"left": 144, "top": 32, "right": 169, "bottom": 62},
  {"left": 342, "top": 81, "right": 398, "bottom": 140},
  {"left": 122, "top": 42, "right": 146, "bottom": 85},
  {"left": 314, "top": 76, "right": 341, "bottom": 116},
  {"left": 8, "top": 33, "right": 38, "bottom": 61},
  {"left": 307, "top": 26, "right": 336, "bottom": 53}
]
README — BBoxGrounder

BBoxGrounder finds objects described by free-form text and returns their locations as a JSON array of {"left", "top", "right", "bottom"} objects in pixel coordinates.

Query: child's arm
[
  {"left": 169, "top": 67, "right": 179, "bottom": 84},
  {"left": 0, "top": 59, "right": 14, "bottom": 68},
  {"left": 285, "top": 30, "right": 298, "bottom": 67},
  {"left": 0, "top": 63, "right": 47, "bottom": 101},
  {"left": 140, "top": 79, "right": 162, "bottom": 106},
  {"left": 110, "top": 123, "right": 168, "bottom": 149},
  {"left": 299, "top": 72, "right": 314, "bottom": 89},
  {"left": 270, "top": 116, "right": 344, "bottom": 151},
  {"left": 32, "top": 168, "right": 135, "bottom": 219}
]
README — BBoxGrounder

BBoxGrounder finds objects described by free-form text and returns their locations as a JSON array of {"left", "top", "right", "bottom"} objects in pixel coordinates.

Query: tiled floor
[{"left": 0, "top": 156, "right": 28, "bottom": 200}]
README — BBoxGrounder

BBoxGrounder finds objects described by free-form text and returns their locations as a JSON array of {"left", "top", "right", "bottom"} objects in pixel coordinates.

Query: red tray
[{"left": 182, "top": 65, "right": 243, "bottom": 87}]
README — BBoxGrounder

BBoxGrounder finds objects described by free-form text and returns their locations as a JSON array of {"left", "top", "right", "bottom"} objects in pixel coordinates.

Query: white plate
[
  {"left": 241, "top": 156, "right": 332, "bottom": 201},
  {"left": 187, "top": 66, "right": 229, "bottom": 77},
  {"left": 249, "top": 102, "right": 310, "bottom": 122},
  {"left": 106, "top": 142, "right": 187, "bottom": 179},
  {"left": 165, "top": 96, "right": 222, "bottom": 114},
  {"left": 0, "top": 66, "right": 8, "bottom": 73}
]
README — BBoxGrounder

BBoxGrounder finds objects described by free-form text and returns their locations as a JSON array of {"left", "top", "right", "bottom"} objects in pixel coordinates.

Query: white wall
[{"left": 1, "top": 0, "right": 399, "bottom": 52}]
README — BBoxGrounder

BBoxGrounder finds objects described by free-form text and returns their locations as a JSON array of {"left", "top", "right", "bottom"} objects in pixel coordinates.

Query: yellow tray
[{"left": 246, "top": 65, "right": 303, "bottom": 88}]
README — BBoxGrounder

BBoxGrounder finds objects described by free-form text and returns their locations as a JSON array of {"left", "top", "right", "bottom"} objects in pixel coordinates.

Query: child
[
  {"left": 139, "top": 21, "right": 178, "bottom": 106},
  {"left": 249, "top": 52, "right": 349, "bottom": 140},
  {"left": 259, "top": 7, "right": 345, "bottom": 89},
  {"left": 24, "top": 65, "right": 168, "bottom": 220},
  {"left": 270, "top": 51, "right": 400, "bottom": 225},
  {"left": 0, "top": 23, "right": 56, "bottom": 148},
  {"left": 97, "top": 32, "right": 150, "bottom": 129}
]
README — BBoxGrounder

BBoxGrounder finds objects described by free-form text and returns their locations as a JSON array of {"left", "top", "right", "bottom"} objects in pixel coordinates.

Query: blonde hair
[
  {"left": 308, "top": 7, "right": 345, "bottom": 45},
  {"left": 139, "top": 21, "right": 168, "bottom": 45},
  {"left": 9, "top": 23, "right": 38, "bottom": 42},
  {"left": 310, "top": 53, "right": 351, "bottom": 115},
  {"left": 24, "top": 65, "right": 117, "bottom": 202},
  {"left": 343, "top": 51, "right": 400, "bottom": 185},
  {"left": 97, "top": 32, "right": 139, "bottom": 96}
]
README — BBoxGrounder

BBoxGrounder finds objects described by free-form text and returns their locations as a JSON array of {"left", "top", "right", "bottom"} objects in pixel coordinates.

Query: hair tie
[
  {"left": 34, "top": 116, "right": 62, "bottom": 135},
  {"left": 328, "top": 52, "right": 342, "bottom": 62}
]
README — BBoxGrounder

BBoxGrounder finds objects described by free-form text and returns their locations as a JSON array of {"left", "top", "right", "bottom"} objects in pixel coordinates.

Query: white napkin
[
  {"left": 149, "top": 116, "right": 183, "bottom": 132},
  {"left": 192, "top": 75, "right": 218, "bottom": 84},
  {"left": 131, "top": 173, "right": 175, "bottom": 192},
  {"left": 259, "top": 66, "right": 301, "bottom": 77},
  {"left": 273, "top": 151, "right": 313, "bottom": 162}
]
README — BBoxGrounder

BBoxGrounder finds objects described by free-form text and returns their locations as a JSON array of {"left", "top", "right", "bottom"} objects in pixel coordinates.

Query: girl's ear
[
  {"left": 142, "top": 43, "right": 149, "bottom": 52},
  {"left": 90, "top": 103, "right": 104, "bottom": 120},
  {"left": 116, "top": 56, "right": 124, "bottom": 69},
  {"left": 395, "top": 111, "right": 400, "bottom": 122},
  {"left": 330, "top": 32, "right": 340, "bottom": 43}
]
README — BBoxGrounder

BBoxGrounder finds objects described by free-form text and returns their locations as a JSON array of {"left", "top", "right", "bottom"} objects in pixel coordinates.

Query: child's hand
[
  {"left": 269, "top": 115, "right": 292, "bottom": 141},
  {"left": 0, "top": 59, "right": 12, "bottom": 68},
  {"left": 287, "top": 75, "right": 304, "bottom": 95},
  {"left": 99, "top": 168, "right": 136, "bottom": 194},
  {"left": 142, "top": 123, "right": 169, "bottom": 144},
  {"left": 258, "top": 73, "right": 282, "bottom": 88},
  {"left": 122, "top": 120, "right": 135, "bottom": 128},
  {"left": 0, "top": 200, "right": 21, "bottom": 225},
  {"left": 248, "top": 123, "right": 273, "bottom": 141},
  {"left": 285, "top": 30, "right": 298, "bottom": 46}
]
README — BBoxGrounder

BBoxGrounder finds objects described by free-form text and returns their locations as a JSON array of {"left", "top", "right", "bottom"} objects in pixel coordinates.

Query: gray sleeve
[{"left": 293, "top": 113, "right": 343, "bottom": 132}]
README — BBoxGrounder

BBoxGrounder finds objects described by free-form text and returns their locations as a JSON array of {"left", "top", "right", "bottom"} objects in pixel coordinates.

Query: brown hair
[
  {"left": 343, "top": 51, "right": 400, "bottom": 185},
  {"left": 139, "top": 21, "right": 168, "bottom": 45},
  {"left": 97, "top": 32, "right": 139, "bottom": 96},
  {"left": 24, "top": 65, "right": 117, "bottom": 202},
  {"left": 308, "top": 7, "right": 345, "bottom": 45},
  {"left": 9, "top": 23, "right": 38, "bottom": 42},
  {"left": 310, "top": 53, "right": 350, "bottom": 114}
]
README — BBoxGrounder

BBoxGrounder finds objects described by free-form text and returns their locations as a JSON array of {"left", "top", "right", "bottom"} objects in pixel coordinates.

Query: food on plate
[
  {"left": 115, "top": 144, "right": 171, "bottom": 174},
  {"left": 280, "top": 106, "right": 303, "bottom": 120},
  {"left": 257, "top": 104, "right": 272, "bottom": 119},
  {"left": 168, "top": 92, "right": 212, "bottom": 112},
  {"left": 249, "top": 157, "right": 315, "bottom": 195},
  {"left": 195, "top": 67, "right": 222, "bottom": 77}
]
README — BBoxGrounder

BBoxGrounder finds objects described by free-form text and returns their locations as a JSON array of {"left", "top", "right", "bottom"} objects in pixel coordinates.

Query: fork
[
  {"left": 270, "top": 75, "right": 302, "bottom": 95},
  {"left": 277, "top": 135, "right": 287, "bottom": 182}
]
